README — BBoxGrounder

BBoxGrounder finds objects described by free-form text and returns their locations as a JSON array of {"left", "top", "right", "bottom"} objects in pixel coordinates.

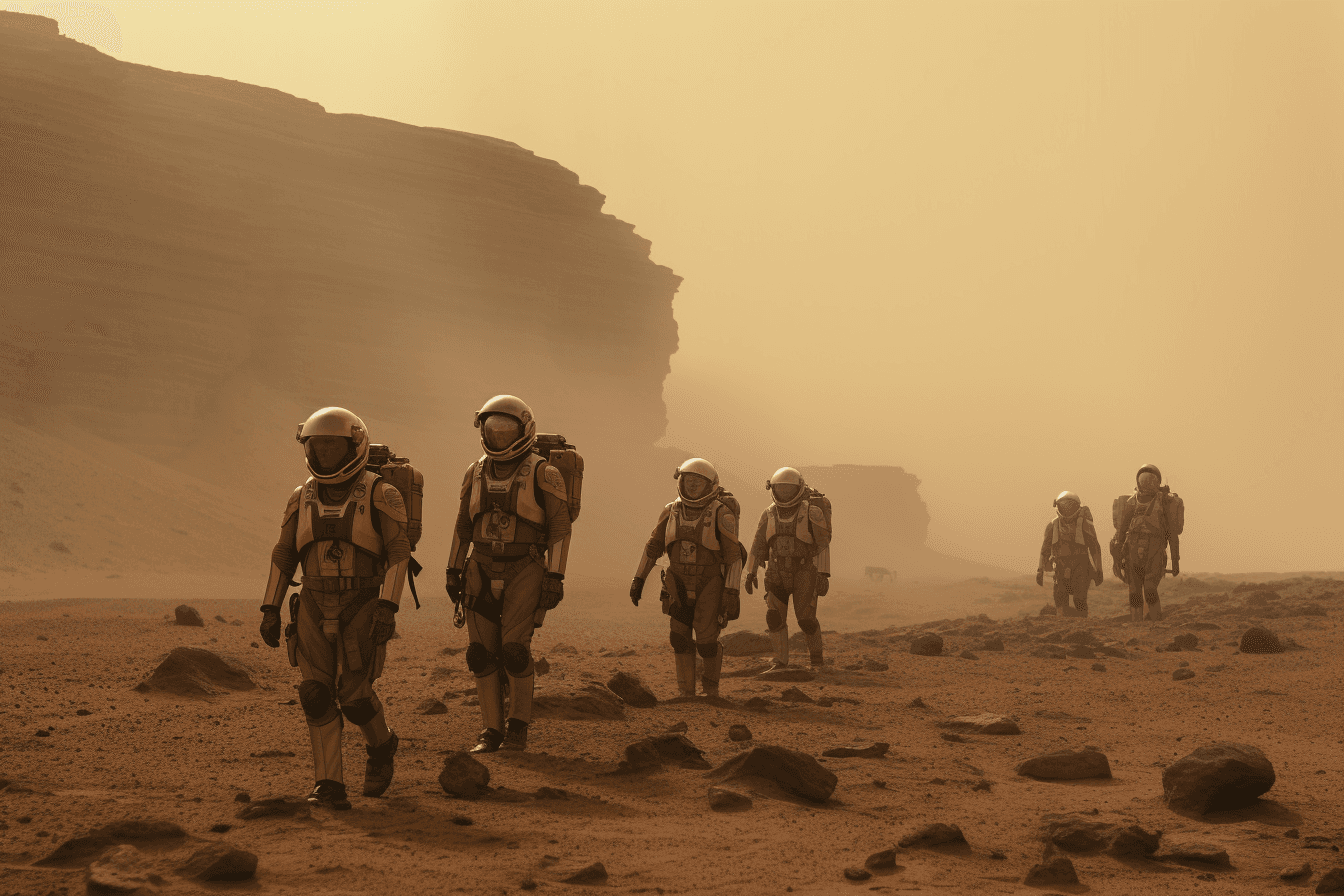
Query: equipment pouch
[{"left": 284, "top": 622, "right": 298, "bottom": 667}]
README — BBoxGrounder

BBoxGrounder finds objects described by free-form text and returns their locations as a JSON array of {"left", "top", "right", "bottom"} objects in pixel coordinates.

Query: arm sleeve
[
  {"left": 1038, "top": 521, "right": 1053, "bottom": 571},
  {"left": 449, "top": 463, "right": 475, "bottom": 569},
  {"left": 746, "top": 508, "right": 769, "bottom": 573},
  {"left": 263, "top": 487, "right": 303, "bottom": 608},
  {"left": 719, "top": 507, "right": 743, "bottom": 590},
  {"left": 634, "top": 507, "right": 670, "bottom": 580}
]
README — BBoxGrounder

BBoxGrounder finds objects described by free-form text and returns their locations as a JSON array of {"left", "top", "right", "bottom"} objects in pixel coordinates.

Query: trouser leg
[
  {"left": 499, "top": 560, "right": 544, "bottom": 725},
  {"left": 464, "top": 560, "right": 505, "bottom": 733},
  {"left": 793, "top": 570, "right": 823, "bottom": 666},
  {"left": 669, "top": 599, "right": 697, "bottom": 697},
  {"left": 296, "top": 592, "right": 343, "bottom": 784},
  {"left": 693, "top": 576, "right": 724, "bottom": 696},
  {"left": 765, "top": 590, "right": 790, "bottom": 666}
]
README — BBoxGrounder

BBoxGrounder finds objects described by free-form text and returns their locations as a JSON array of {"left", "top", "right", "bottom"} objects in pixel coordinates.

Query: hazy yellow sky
[{"left": 11, "top": 0, "right": 1343, "bottom": 572}]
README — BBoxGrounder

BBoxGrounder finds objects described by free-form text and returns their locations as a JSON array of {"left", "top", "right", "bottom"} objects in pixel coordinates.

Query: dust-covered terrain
[{"left": 3, "top": 572, "right": 1343, "bottom": 895}]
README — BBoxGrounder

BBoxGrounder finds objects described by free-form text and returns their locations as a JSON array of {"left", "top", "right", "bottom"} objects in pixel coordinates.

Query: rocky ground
[{"left": 2, "top": 572, "right": 1343, "bottom": 895}]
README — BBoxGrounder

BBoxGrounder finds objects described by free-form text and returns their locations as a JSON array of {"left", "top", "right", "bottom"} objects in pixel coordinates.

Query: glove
[
  {"left": 1170, "top": 557, "right": 1180, "bottom": 577},
  {"left": 445, "top": 567, "right": 464, "bottom": 603},
  {"left": 722, "top": 587, "right": 741, "bottom": 623},
  {"left": 540, "top": 572, "right": 564, "bottom": 610},
  {"left": 744, "top": 571, "right": 757, "bottom": 595},
  {"left": 259, "top": 605, "right": 282, "bottom": 648},
  {"left": 629, "top": 576, "right": 645, "bottom": 606},
  {"left": 370, "top": 599, "right": 398, "bottom": 646},
  {"left": 1036, "top": 570, "right": 1044, "bottom": 587},
  {"left": 816, "top": 574, "right": 830, "bottom": 597}
]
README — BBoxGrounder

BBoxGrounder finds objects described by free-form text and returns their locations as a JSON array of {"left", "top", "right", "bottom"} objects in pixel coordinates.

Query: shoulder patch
[
  {"left": 718, "top": 510, "right": 739, "bottom": 539},
  {"left": 809, "top": 504, "right": 828, "bottom": 525},
  {"left": 539, "top": 463, "right": 567, "bottom": 498},
  {"left": 374, "top": 481, "right": 408, "bottom": 523}
]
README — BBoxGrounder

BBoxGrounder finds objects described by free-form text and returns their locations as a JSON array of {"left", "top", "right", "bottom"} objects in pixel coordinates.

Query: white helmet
[
  {"left": 674, "top": 457, "right": 720, "bottom": 508},
  {"left": 296, "top": 407, "right": 369, "bottom": 485},
  {"left": 1053, "top": 490, "right": 1081, "bottom": 519},
  {"left": 474, "top": 395, "right": 537, "bottom": 462},
  {"left": 767, "top": 467, "right": 807, "bottom": 509}
]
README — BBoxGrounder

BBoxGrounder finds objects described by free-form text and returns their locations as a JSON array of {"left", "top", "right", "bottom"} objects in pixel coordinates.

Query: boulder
[
  {"left": 1016, "top": 748, "right": 1112, "bottom": 780},
  {"left": 939, "top": 714, "right": 1020, "bottom": 735},
  {"left": 177, "top": 843, "right": 258, "bottom": 881},
  {"left": 86, "top": 844, "right": 154, "bottom": 894},
  {"left": 533, "top": 684, "right": 626, "bottom": 720},
  {"left": 174, "top": 605, "right": 205, "bottom": 627},
  {"left": 898, "top": 823, "right": 966, "bottom": 848},
  {"left": 439, "top": 751, "right": 490, "bottom": 799},
  {"left": 910, "top": 634, "right": 943, "bottom": 656},
  {"left": 821, "top": 743, "right": 889, "bottom": 759},
  {"left": 707, "top": 786, "right": 752, "bottom": 811},
  {"left": 1024, "top": 856, "right": 1078, "bottom": 886},
  {"left": 708, "top": 745, "right": 837, "bottom": 803},
  {"left": 1162, "top": 742, "right": 1275, "bottom": 813},
  {"left": 720, "top": 631, "right": 773, "bottom": 656},
  {"left": 1239, "top": 627, "right": 1285, "bottom": 654},
  {"left": 415, "top": 698, "right": 448, "bottom": 715},
  {"left": 1279, "top": 862, "right": 1311, "bottom": 881},
  {"left": 728, "top": 724, "right": 752, "bottom": 742},
  {"left": 606, "top": 671, "right": 658, "bottom": 708},
  {"left": 134, "top": 648, "right": 256, "bottom": 697}
]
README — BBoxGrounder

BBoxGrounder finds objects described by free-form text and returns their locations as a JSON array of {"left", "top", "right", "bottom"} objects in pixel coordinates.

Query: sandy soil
[{"left": 2, "top": 572, "right": 1342, "bottom": 896}]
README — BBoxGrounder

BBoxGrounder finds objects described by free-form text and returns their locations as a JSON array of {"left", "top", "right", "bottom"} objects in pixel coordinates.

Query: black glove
[
  {"left": 540, "top": 572, "right": 564, "bottom": 610},
  {"left": 259, "top": 605, "right": 282, "bottom": 648},
  {"left": 630, "top": 576, "right": 645, "bottom": 606},
  {"left": 1036, "top": 570, "right": 1044, "bottom": 587},
  {"left": 1170, "top": 557, "right": 1180, "bottom": 577},
  {"left": 744, "top": 571, "right": 757, "bottom": 595},
  {"left": 1093, "top": 569, "right": 1103, "bottom": 587},
  {"left": 721, "top": 587, "right": 741, "bottom": 625},
  {"left": 370, "top": 599, "right": 398, "bottom": 646},
  {"left": 816, "top": 574, "right": 830, "bottom": 597},
  {"left": 445, "top": 567, "right": 464, "bottom": 603}
]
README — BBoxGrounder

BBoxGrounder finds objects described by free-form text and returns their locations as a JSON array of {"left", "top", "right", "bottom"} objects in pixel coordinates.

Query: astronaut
[
  {"left": 629, "top": 459, "right": 743, "bottom": 698},
  {"left": 1035, "top": 491, "right": 1102, "bottom": 617},
  {"left": 259, "top": 408, "right": 409, "bottom": 810},
  {"left": 444, "top": 395, "right": 571, "bottom": 754},
  {"left": 744, "top": 467, "right": 832, "bottom": 670},
  {"left": 1113, "top": 464, "right": 1180, "bottom": 623}
]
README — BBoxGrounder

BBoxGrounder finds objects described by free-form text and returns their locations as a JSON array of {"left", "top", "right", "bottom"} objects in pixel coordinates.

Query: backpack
[
  {"left": 534, "top": 433, "right": 584, "bottom": 523},
  {"left": 715, "top": 489, "right": 749, "bottom": 566},
  {"left": 366, "top": 444, "right": 425, "bottom": 606},
  {"left": 1111, "top": 495, "right": 1128, "bottom": 533},
  {"left": 807, "top": 488, "right": 833, "bottom": 530}
]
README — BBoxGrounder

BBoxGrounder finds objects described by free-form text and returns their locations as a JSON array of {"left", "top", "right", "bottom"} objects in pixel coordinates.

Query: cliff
[{"left": 0, "top": 12, "right": 679, "bottom": 576}]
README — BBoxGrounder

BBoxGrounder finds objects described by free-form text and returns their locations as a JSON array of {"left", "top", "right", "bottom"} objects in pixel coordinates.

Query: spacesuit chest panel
[
  {"left": 295, "top": 471, "right": 384, "bottom": 559},
  {"left": 1050, "top": 518, "right": 1087, "bottom": 557},
  {"left": 1127, "top": 496, "right": 1168, "bottom": 539},
  {"left": 468, "top": 454, "right": 547, "bottom": 546},
  {"left": 665, "top": 500, "right": 722, "bottom": 566},
  {"left": 766, "top": 505, "right": 814, "bottom": 560}
]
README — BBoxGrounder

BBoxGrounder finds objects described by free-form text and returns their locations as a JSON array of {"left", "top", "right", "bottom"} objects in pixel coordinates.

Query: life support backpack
[
  {"left": 1113, "top": 489, "right": 1184, "bottom": 537},
  {"left": 716, "top": 489, "right": 748, "bottom": 565},
  {"left": 807, "top": 488, "right": 832, "bottom": 530},
  {"left": 366, "top": 444, "right": 425, "bottom": 606},
  {"left": 534, "top": 433, "right": 584, "bottom": 523}
]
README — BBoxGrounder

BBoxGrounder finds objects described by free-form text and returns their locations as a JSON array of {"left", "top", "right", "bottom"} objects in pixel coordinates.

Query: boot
[
  {"left": 475, "top": 672, "right": 504, "bottom": 734},
  {"left": 1145, "top": 595, "right": 1163, "bottom": 622},
  {"left": 307, "top": 717, "right": 343, "bottom": 788},
  {"left": 501, "top": 717, "right": 529, "bottom": 751},
  {"left": 804, "top": 629, "right": 824, "bottom": 669},
  {"left": 506, "top": 672, "right": 534, "bottom": 726},
  {"left": 766, "top": 626, "right": 790, "bottom": 671},
  {"left": 307, "top": 779, "right": 351, "bottom": 810},
  {"left": 362, "top": 730, "right": 398, "bottom": 797},
  {"left": 700, "top": 646, "right": 722, "bottom": 698},
  {"left": 674, "top": 653, "right": 697, "bottom": 697},
  {"left": 469, "top": 727, "right": 504, "bottom": 754}
]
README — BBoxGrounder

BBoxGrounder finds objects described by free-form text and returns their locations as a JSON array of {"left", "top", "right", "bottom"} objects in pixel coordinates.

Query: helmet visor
[
  {"left": 1137, "top": 471, "right": 1160, "bottom": 495},
  {"left": 481, "top": 414, "right": 524, "bottom": 452},
  {"left": 772, "top": 483, "right": 801, "bottom": 505},
  {"left": 306, "top": 436, "right": 354, "bottom": 476},
  {"left": 679, "top": 473, "right": 712, "bottom": 501},
  {"left": 1056, "top": 497, "right": 1080, "bottom": 518}
]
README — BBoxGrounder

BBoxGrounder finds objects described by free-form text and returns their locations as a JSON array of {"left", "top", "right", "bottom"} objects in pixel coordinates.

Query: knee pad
[
  {"left": 501, "top": 642, "right": 532, "bottom": 676},
  {"left": 341, "top": 697, "right": 377, "bottom": 726},
  {"left": 670, "top": 631, "right": 694, "bottom": 654},
  {"left": 798, "top": 618, "right": 820, "bottom": 635},
  {"left": 298, "top": 680, "right": 333, "bottom": 721},
  {"left": 1144, "top": 588, "right": 1160, "bottom": 605},
  {"left": 765, "top": 608, "right": 784, "bottom": 631},
  {"left": 1128, "top": 590, "right": 1144, "bottom": 609},
  {"left": 465, "top": 642, "right": 498, "bottom": 676},
  {"left": 696, "top": 640, "right": 720, "bottom": 659}
]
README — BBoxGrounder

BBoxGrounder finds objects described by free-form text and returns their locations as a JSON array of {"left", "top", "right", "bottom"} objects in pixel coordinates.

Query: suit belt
[
  {"left": 301, "top": 575, "right": 385, "bottom": 592},
  {"left": 473, "top": 541, "right": 537, "bottom": 559}
]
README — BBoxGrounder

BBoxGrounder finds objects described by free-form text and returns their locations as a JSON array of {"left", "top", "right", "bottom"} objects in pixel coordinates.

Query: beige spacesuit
[
  {"left": 630, "top": 458, "right": 743, "bottom": 698},
  {"left": 260, "top": 408, "right": 409, "bottom": 810},
  {"left": 1036, "top": 491, "right": 1102, "bottom": 617},
  {"left": 745, "top": 467, "right": 832, "bottom": 669},
  {"left": 1112, "top": 464, "right": 1181, "bottom": 623},
  {"left": 445, "top": 395, "right": 571, "bottom": 754}
]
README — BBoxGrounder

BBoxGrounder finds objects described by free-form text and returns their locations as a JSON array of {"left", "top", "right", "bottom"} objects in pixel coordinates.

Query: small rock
[
  {"left": 728, "top": 724, "right": 752, "bottom": 742},
  {"left": 34, "top": 729, "right": 49, "bottom": 737},
  {"left": 233, "top": 792, "right": 250, "bottom": 803},
  {"left": 708, "top": 745, "right": 837, "bottom": 802},
  {"left": 1106, "top": 825, "right": 1163, "bottom": 858},
  {"left": 1173, "top": 668, "right": 1196, "bottom": 681},
  {"left": 1016, "top": 747, "right": 1112, "bottom": 780},
  {"left": 780, "top": 687, "right": 814, "bottom": 703},
  {"left": 1172, "top": 633, "right": 1199, "bottom": 650},
  {"left": 898, "top": 823, "right": 966, "bottom": 848},
  {"left": 237, "top": 797, "right": 310, "bottom": 820},
  {"left": 990, "top": 850, "right": 1006, "bottom": 860},
  {"left": 534, "top": 657, "right": 550, "bottom": 675},
  {"left": 1154, "top": 840, "right": 1232, "bottom": 866},
  {"left": 979, "top": 637, "right": 1005, "bottom": 651},
  {"left": 1239, "top": 626, "right": 1285, "bottom": 654},
  {"left": 561, "top": 862, "right": 607, "bottom": 884},
  {"left": 550, "top": 643, "right": 579, "bottom": 655},
  {"left": 607, "top": 671, "right": 658, "bottom": 708},
  {"left": 940, "top": 733, "right": 968, "bottom": 743},
  {"left": 1317, "top": 868, "right": 1344, "bottom": 893},
  {"left": 862, "top": 659, "right": 889, "bottom": 672},
  {"left": 744, "top": 696, "right": 773, "bottom": 711},
  {"left": 821, "top": 743, "right": 889, "bottom": 759},
  {"left": 177, "top": 843, "right": 258, "bottom": 881},
  {"left": 907, "top": 697, "right": 928, "bottom": 708},
  {"left": 939, "top": 714, "right": 1021, "bottom": 735},
  {"left": 209, "top": 823, "right": 232, "bottom": 834},
  {"left": 1024, "top": 855, "right": 1078, "bottom": 886},
  {"left": 1065, "top": 645, "right": 1097, "bottom": 659},
  {"left": 451, "top": 815, "right": 473, "bottom": 825},
  {"left": 959, "top": 650, "right": 979, "bottom": 660},
  {"left": 76, "top": 708, "right": 92, "bottom": 716},
  {"left": 1279, "top": 862, "right": 1311, "bottom": 880},
  {"left": 174, "top": 605, "right": 205, "bottom": 627},
  {"left": 620, "top": 734, "right": 710, "bottom": 771},
  {"left": 1092, "top": 663, "right": 1107, "bottom": 672},
  {"left": 1287, "top": 828, "right": 1302, "bottom": 838},
  {"left": 1162, "top": 742, "right": 1275, "bottom": 814},
  {"left": 910, "top": 634, "right": 943, "bottom": 656},
  {"left": 86, "top": 844, "right": 154, "bottom": 893},
  {"left": 865, "top": 848, "right": 900, "bottom": 870},
  {"left": 415, "top": 698, "right": 449, "bottom": 715},
  {"left": 707, "top": 786, "right": 752, "bottom": 811},
  {"left": 667, "top": 721, "right": 689, "bottom": 733},
  {"left": 214, "top": 615, "right": 228, "bottom": 624},
  {"left": 439, "top": 752, "right": 491, "bottom": 799},
  {"left": 843, "top": 866, "right": 871, "bottom": 881}
]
